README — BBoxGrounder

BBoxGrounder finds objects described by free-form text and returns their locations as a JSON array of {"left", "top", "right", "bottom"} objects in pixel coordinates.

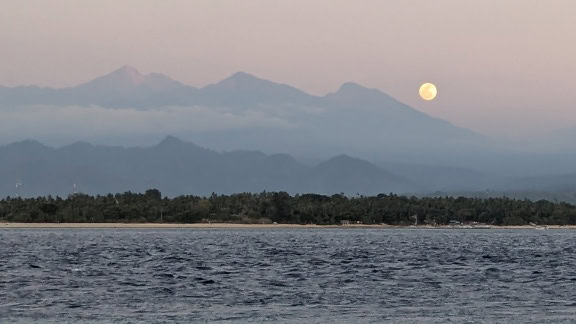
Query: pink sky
[{"left": 0, "top": 0, "right": 574, "bottom": 136}]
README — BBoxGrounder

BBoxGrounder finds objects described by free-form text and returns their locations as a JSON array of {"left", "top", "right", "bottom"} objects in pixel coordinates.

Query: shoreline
[{"left": 1, "top": 222, "right": 575, "bottom": 229}]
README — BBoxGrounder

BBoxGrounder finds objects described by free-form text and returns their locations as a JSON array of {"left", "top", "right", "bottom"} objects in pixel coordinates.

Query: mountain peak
[
  {"left": 154, "top": 136, "right": 218, "bottom": 157},
  {"left": 4, "top": 139, "right": 52, "bottom": 153},
  {"left": 212, "top": 72, "right": 274, "bottom": 90},
  {"left": 77, "top": 65, "right": 147, "bottom": 90},
  {"left": 200, "top": 71, "right": 318, "bottom": 106},
  {"left": 158, "top": 135, "right": 185, "bottom": 147},
  {"left": 338, "top": 82, "right": 368, "bottom": 91},
  {"left": 74, "top": 66, "right": 193, "bottom": 101},
  {"left": 325, "top": 82, "right": 399, "bottom": 108},
  {"left": 229, "top": 71, "right": 259, "bottom": 81},
  {"left": 335, "top": 82, "right": 391, "bottom": 98},
  {"left": 115, "top": 65, "right": 141, "bottom": 75},
  {"left": 109, "top": 65, "right": 146, "bottom": 84}
]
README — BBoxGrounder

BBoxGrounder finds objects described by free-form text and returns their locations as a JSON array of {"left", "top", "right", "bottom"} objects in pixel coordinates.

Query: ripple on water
[{"left": 1, "top": 228, "right": 576, "bottom": 323}]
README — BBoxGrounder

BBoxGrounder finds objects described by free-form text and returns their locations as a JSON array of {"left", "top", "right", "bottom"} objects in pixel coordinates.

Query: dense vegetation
[{"left": 2, "top": 190, "right": 576, "bottom": 226}]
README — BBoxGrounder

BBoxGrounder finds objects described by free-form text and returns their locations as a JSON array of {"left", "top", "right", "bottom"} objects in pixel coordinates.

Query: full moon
[{"left": 419, "top": 83, "right": 437, "bottom": 101}]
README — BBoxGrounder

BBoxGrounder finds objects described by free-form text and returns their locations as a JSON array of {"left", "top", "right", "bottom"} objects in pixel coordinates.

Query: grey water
[{"left": 1, "top": 229, "right": 576, "bottom": 323}]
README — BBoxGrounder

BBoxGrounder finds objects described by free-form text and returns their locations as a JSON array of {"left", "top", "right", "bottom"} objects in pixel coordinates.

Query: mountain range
[
  {"left": 2, "top": 137, "right": 576, "bottom": 200},
  {"left": 3, "top": 66, "right": 576, "bottom": 196},
  {"left": 0, "top": 66, "right": 482, "bottom": 162},
  {"left": 0, "top": 137, "right": 415, "bottom": 197}
]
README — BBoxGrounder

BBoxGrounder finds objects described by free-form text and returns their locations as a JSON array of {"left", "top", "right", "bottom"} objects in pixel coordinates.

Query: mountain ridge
[{"left": 0, "top": 137, "right": 413, "bottom": 197}]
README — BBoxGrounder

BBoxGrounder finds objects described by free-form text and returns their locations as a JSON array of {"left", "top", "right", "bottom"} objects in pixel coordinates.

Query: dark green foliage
[{"left": 1, "top": 191, "right": 576, "bottom": 225}]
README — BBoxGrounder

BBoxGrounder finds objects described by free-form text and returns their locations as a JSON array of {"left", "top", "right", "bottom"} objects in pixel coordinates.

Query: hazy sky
[{"left": 1, "top": 0, "right": 575, "bottom": 136}]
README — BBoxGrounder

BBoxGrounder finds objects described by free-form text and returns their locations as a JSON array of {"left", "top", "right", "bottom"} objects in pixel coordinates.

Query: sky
[{"left": 0, "top": 0, "right": 575, "bottom": 137}]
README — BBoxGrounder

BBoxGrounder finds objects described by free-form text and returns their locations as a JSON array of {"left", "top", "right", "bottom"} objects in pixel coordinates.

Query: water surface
[{"left": 1, "top": 228, "right": 576, "bottom": 323}]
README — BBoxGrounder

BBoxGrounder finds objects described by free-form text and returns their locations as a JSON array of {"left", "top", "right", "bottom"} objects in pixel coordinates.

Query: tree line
[{"left": 1, "top": 190, "right": 576, "bottom": 225}]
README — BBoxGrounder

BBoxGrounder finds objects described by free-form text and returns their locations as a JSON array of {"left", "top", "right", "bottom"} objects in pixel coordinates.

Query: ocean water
[{"left": 1, "top": 228, "right": 576, "bottom": 323}]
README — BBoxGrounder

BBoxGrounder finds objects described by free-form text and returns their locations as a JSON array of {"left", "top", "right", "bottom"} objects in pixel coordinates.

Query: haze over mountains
[
  {"left": 1, "top": 136, "right": 575, "bottom": 199},
  {"left": 2, "top": 66, "right": 576, "bottom": 198},
  {"left": 0, "top": 66, "right": 480, "bottom": 160}
]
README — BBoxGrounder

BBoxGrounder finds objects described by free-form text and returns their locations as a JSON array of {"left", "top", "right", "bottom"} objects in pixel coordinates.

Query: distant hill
[
  {"left": 0, "top": 137, "right": 414, "bottom": 197},
  {"left": 310, "top": 155, "right": 413, "bottom": 194},
  {"left": 377, "top": 161, "right": 494, "bottom": 192},
  {"left": 503, "top": 173, "right": 576, "bottom": 192}
]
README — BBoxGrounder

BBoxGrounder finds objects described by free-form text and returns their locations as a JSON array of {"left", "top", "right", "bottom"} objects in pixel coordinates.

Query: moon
[{"left": 419, "top": 83, "right": 437, "bottom": 101}]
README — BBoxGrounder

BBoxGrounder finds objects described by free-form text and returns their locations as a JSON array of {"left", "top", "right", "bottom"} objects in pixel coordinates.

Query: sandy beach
[{"left": 1, "top": 222, "right": 576, "bottom": 229}]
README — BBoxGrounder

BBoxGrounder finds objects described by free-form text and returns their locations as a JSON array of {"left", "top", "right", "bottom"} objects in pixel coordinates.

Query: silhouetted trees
[{"left": 1, "top": 191, "right": 576, "bottom": 225}]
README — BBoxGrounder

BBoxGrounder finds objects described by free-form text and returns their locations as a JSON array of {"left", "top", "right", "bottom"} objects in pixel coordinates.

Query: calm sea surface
[{"left": 1, "top": 228, "right": 576, "bottom": 323}]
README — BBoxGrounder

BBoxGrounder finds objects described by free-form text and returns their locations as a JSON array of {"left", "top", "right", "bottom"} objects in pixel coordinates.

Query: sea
[{"left": 1, "top": 228, "right": 575, "bottom": 323}]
